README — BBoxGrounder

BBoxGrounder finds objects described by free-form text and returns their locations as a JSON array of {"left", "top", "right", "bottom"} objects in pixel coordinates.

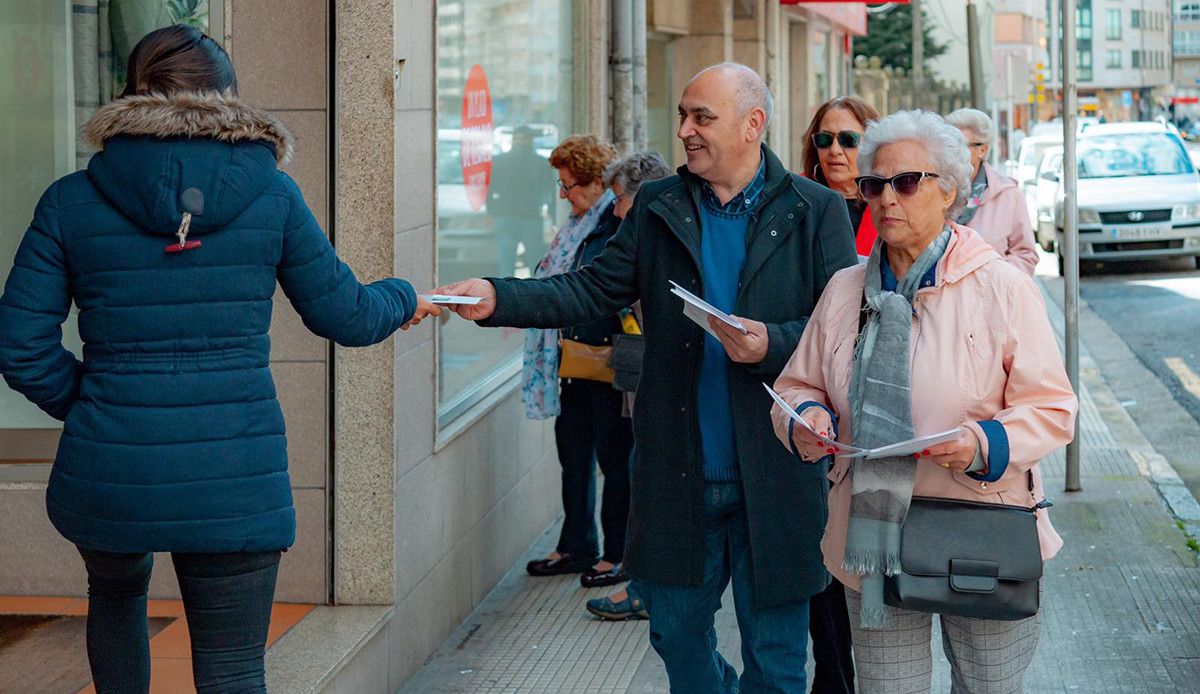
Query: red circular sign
[{"left": 461, "top": 65, "right": 494, "bottom": 211}]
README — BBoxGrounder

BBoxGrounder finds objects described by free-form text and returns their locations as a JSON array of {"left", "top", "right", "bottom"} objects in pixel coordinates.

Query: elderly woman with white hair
[
  {"left": 770, "top": 110, "right": 1077, "bottom": 693},
  {"left": 945, "top": 108, "right": 1040, "bottom": 275}
]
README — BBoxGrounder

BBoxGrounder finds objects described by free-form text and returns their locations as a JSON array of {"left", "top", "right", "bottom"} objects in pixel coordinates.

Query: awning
[{"left": 780, "top": 1, "right": 878, "bottom": 37}]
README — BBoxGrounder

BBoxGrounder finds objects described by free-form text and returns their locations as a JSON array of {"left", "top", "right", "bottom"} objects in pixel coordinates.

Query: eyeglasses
[
  {"left": 812, "top": 130, "right": 862, "bottom": 150},
  {"left": 855, "top": 171, "right": 941, "bottom": 200},
  {"left": 557, "top": 179, "right": 582, "bottom": 193}
]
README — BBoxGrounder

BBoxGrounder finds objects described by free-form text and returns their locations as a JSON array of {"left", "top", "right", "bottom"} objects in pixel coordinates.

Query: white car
[
  {"left": 1009, "top": 135, "right": 1063, "bottom": 227},
  {"left": 1011, "top": 135, "right": 1063, "bottom": 193},
  {"left": 1051, "top": 122, "right": 1200, "bottom": 271},
  {"left": 1032, "top": 145, "right": 1064, "bottom": 252}
]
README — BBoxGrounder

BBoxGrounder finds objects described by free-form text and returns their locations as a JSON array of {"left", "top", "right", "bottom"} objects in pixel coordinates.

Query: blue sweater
[{"left": 697, "top": 156, "right": 766, "bottom": 482}]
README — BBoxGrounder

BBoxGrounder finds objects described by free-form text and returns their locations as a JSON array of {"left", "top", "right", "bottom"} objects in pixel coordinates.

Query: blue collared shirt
[
  {"left": 701, "top": 154, "right": 767, "bottom": 214},
  {"left": 879, "top": 249, "right": 938, "bottom": 294},
  {"left": 695, "top": 152, "right": 767, "bottom": 483}
]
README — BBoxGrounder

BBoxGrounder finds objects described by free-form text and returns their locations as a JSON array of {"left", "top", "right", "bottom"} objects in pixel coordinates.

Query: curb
[{"left": 1036, "top": 275, "right": 1200, "bottom": 550}]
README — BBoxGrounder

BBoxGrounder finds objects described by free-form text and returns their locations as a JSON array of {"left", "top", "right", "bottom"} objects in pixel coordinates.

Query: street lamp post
[
  {"left": 912, "top": 0, "right": 923, "bottom": 96},
  {"left": 966, "top": 0, "right": 987, "bottom": 109},
  {"left": 1062, "top": 0, "right": 1082, "bottom": 492}
]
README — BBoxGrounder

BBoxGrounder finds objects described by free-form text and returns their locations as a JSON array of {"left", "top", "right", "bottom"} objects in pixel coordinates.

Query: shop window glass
[
  {"left": 435, "top": 0, "right": 574, "bottom": 425},
  {"left": 811, "top": 31, "right": 829, "bottom": 107},
  {"left": 0, "top": 0, "right": 215, "bottom": 463}
]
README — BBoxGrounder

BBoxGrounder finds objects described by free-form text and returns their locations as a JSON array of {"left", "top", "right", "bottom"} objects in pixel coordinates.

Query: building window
[
  {"left": 1132, "top": 50, "right": 1141, "bottom": 68},
  {"left": 1106, "top": 9, "right": 1121, "bottom": 40},
  {"left": 0, "top": 1, "right": 217, "bottom": 467},
  {"left": 1180, "top": 4, "right": 1200, "bottom": 22},
  {"left": 1177, "top": 31, "right": 1200, "bottom": 56},
  {"left": 1106, "top": 50, "right": 1122, "bottom": 68},
  {"left": 435, "top": 0, "right": 574, "bottom": 425},
  {"left": 1131, "top": 10, "right": 1141, "bottom": 28},
  {"left": 1078, "top": 48, "right": 1093, "bottom": 81},
  {"left": 1077, "top": 2, "right": 1093, "bottom": 39}
]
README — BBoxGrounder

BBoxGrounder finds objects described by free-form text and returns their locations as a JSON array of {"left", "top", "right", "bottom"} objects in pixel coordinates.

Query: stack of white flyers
[
  {"left": 762, "top": 383, "right": 962, "bottom": 460},
  {"left": 421, "top": 294, "right": 484, "bottom": 306},
  {"left": 669, "top": 280, "right": 748, "bottom": 338}
]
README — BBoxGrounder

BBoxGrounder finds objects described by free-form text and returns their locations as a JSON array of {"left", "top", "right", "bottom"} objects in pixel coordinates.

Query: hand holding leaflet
[
  {"left": 670, "top": 281, "right": 748, "bottom": 336},
  {"left": 762, "top": 383, "right": 962, "bottom": 460},
  {"left": 860, "top": 428, "right": 963, "bottom": 460},
  {"left": 763, "top": 383, "right": 865, "bottom": 456},
  {"left": 421, "top": 294, "right": 484, "bottom": 306}
]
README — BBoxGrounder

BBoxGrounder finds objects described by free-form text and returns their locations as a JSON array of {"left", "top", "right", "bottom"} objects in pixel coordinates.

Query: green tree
[{"left": 854, "top": 4, "right": 948, "bottom": 73}]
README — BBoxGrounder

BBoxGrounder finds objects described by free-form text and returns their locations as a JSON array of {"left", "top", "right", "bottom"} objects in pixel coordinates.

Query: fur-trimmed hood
[
  {"left": 83, "top": 91, "right": 293, "bottom": 164},
  {"left": 82, "top": 92, "right": 292, "bottom": 235}
]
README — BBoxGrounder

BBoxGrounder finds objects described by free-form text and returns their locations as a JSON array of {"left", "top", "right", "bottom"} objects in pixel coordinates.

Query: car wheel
[
  {"left": 1056, "top": 252, "right": 1064, "bottom": 277},
  {"left": 1195, "top": 255, "right": 1200, "bottom": 270},
  {"left": 1040, "top": 238, "right": 1055, "bottom": 253}
]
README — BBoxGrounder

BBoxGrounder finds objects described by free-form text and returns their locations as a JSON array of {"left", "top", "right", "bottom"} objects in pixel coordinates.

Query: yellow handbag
[{"left": 558, "top": 337, "right": 616, "bottom": 384}]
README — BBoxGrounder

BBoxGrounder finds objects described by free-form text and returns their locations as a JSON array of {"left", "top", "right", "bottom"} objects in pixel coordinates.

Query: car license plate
[{"left": 1105, "top": 224, "right": 1172, "bottom": 240}]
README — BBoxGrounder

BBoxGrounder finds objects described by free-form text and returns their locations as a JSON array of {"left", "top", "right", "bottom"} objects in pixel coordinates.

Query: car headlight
[
  {"left": 1172, "top": 203, "right": 1200, "bottom": 220},
  {"left": 1077, "top": 208, "right": 1101, "bottom": 224}
]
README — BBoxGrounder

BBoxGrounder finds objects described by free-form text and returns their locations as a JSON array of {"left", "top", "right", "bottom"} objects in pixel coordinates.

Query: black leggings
[
  {"left": 553, "top": 379, "right": 634, "bottom": 563},
  {"left": 77, "top": 547, "right": 281, "bottom": 694},
  {"left": 809, "top": 576, "right": 856, "bottom": 693}
]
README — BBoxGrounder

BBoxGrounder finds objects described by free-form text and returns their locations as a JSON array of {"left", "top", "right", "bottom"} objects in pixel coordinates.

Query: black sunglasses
[
  {"left": 812, "top": 130, "right": 861, "bottom": 150},
  {"left": 855, "top": 171, "right": 941, "bottom": 200}
]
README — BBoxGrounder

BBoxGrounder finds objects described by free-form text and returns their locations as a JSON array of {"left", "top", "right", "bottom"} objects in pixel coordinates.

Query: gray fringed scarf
[{"left": 844, "top": 227, "right": 952, "bottom": 628}]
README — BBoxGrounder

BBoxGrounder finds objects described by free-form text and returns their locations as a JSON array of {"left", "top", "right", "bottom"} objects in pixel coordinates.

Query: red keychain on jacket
[{"left": 165, "top": 187, "right": 204, "bottom": 253}]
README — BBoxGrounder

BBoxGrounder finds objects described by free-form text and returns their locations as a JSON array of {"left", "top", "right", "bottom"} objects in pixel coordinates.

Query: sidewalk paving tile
[{"left": 402, "top": 356, "right": 1199, "bottom": 692}]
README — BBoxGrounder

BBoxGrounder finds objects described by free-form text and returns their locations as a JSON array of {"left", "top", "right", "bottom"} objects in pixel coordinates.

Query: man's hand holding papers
[
  {"left": 708, "top": 315, "right": 769, "bottom": 364},
  {"left": 670, "top": 281, "right": 768, "bottom": 364},
  {"left": 426, "top": 278, "right": 497, "bottom": 320}
]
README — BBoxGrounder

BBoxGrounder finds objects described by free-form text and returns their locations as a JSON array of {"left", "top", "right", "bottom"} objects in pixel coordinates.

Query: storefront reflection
[{"left": 435, "top": 0, "right": 573, "bottom": 414}]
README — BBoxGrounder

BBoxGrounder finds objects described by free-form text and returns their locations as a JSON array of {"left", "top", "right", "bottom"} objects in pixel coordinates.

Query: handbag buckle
[{"left": 949, "top": 559, "right": 999, "bottom": 594}]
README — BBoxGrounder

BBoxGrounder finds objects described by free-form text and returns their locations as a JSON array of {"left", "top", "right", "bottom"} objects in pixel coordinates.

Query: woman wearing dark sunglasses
[
  {"left": 772, "top": 110, "right": 1075, "bottom": 693},
  {"left": 945, "top": 108, "right": 1039, "bottom": 276},
  {"left": 802, "top": 96, "right": 881, "bottom": 258}
]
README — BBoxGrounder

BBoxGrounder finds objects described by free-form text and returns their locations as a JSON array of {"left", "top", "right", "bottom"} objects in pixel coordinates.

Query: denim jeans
[
  {"left": 554, "top": 379, "right": 634, "bottom": 563},
  {"left": 634, "top": 482, "right": 810, "bottom": 694},
  {"left": 77, "top": 547, "right": 281, "bottom": 694}
]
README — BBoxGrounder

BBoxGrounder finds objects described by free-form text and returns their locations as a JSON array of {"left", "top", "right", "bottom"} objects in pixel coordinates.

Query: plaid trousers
[{"left": 845, "top": 588, "right": 1041, "bottom": 693}]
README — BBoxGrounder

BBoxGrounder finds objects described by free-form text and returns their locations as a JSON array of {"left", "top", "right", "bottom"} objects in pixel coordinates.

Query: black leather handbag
[{"left": 884, "top": 488, "right": 1047, "bottom": 621}]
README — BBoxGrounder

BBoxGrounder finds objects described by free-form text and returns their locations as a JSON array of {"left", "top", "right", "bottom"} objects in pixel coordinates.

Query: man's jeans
[
  {"left": 77, "top": 547, "right": 280, "bottom": 693},
  {"left": 634, "top": 482, "right": 810, "bottom": 694}
]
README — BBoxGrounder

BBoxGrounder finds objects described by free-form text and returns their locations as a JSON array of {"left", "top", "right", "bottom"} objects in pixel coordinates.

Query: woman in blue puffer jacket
[{"left": 0, "top": 25, "right": 439, "bottom": 693}]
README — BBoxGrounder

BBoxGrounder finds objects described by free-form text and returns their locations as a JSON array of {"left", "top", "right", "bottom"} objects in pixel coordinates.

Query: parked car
[
  {"left": 1050, "top": 122, "right": 1200, "bottom": 272},
  {"left": 1012, "top": 135, "right": 1063, "bottom": 188},
  {"left": 1033, "top": 145, "right": 1064, "bottom": 252},
  {"left": 1030, "top": 117, "right": 1098, "bottom": 138},
  {"left": 1008, "top": 134, "right": 1063, "bottom": 227}
]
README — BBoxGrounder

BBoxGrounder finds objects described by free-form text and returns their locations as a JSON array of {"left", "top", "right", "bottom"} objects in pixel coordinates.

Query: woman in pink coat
[
  {"left": 770, "top": 110, "right": 1077, "bottom": 694},
  {"left": 946, "top": 108, "right": 1040, "bottom": 276}
]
